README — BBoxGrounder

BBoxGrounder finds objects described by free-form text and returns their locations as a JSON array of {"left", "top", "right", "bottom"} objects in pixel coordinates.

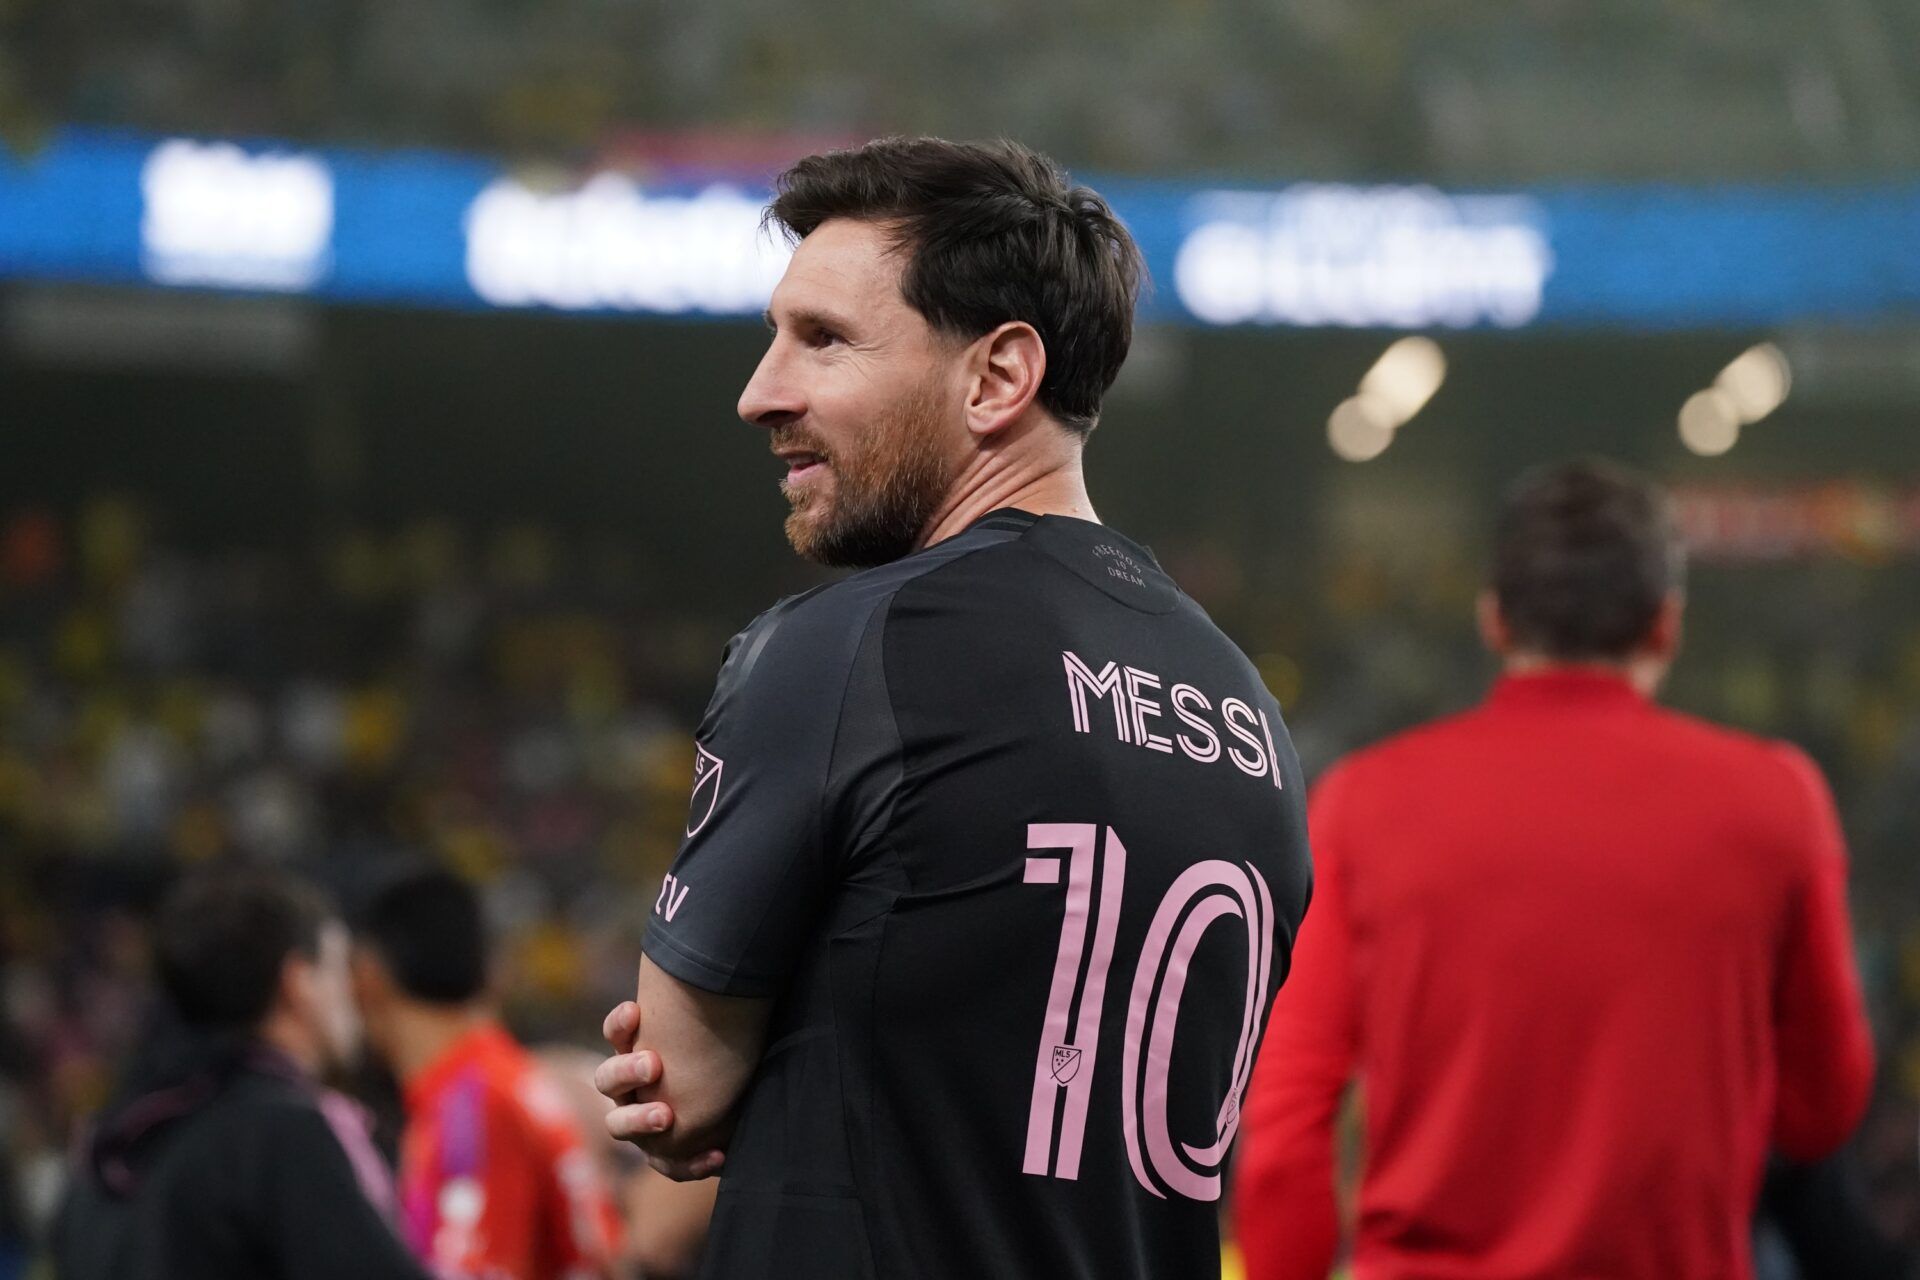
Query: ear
[
  {"left": 350, "top": 949, "right": 388, "bottom": 1006},
  {"left": 278, "top": 951, "right": 319, "bottom": 1021},
  {"left": 1475, "top": 589, "right": 1510, "bottom": 656},
  {"left": 1641, "top": 591, "right": 1684, "bottom": 660},
  {"left": 963, "top": 322, "right": 1047, "bottom": 440}
]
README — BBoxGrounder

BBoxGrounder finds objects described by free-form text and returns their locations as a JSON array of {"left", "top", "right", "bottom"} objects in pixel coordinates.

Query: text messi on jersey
[{"left": 1062, "top": 651, "right": 1285, "bottom": 790}]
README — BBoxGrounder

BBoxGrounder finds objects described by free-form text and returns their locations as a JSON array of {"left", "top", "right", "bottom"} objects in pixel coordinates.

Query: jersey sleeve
[
  {"left": 1233, "top": 764, "right": 1357, "bottom": 1280},
  {"left": 642, "top": 592, "right": 882, "bottom": 997},
  {"left": 1767, "top": 744, "right": 1875, "bottom": 1161}
]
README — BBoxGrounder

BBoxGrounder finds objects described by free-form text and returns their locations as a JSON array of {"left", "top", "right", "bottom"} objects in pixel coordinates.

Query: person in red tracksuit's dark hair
[
  {"left": 1233, "top": 459, "right": 1876, "bottom": 1280},
  {"left": 354, "top": 868, "right": 624, "bottom": 1280}
]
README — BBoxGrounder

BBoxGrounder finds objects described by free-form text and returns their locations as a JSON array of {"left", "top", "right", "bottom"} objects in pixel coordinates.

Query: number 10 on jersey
[{"left": 1022, "top": 823, "right": 1277, "bottom": 1203}]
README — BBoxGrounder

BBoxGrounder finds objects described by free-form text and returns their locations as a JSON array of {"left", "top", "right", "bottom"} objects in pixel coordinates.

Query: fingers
[
  {"left": 593, "top": 1049, "right": 661, "bottom": 1104},
  {"left": 602, "top": 1001, "right": 640, "bottom": 1053},
  {"left": 647, "top": 1150, "right": 726, "bottom": 1182},
  {"left": 607, "top": 1100, "right": 677, "bottom": 1143}
]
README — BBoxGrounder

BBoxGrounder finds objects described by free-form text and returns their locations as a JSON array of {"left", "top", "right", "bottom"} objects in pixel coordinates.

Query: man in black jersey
[{"left": 594, "top": 136, "right": 1314, "bottom": 1279}]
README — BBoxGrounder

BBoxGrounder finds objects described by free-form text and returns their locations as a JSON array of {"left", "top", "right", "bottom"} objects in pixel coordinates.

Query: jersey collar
[
  {"left": 967, "top": 507, "right": 1043, "bottom": 534},
  {"left": 970, "top": 508, "right": 1165, "bottom": 571},
  {"left": 1487, "top": 667, "right": 1646, "bottom": 709}
]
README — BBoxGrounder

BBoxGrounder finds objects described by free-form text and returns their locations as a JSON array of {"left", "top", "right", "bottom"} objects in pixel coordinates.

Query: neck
[
  {"left": 386, "top": 1003, "right": 489, "bottom": 1085},
  {"left": 919, "top": 417, "right": 1097, "bottom": 549},
  {"left": 1503, "top": 651, "right": 1666, "bottom": 698},
  {"left": 258, "top": 1011, "right": 320, "bottom": 1077}
]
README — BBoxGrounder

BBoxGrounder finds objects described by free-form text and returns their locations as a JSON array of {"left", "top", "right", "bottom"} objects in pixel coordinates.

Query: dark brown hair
[
  {"left": 1493, "top": 458, "right": 1685, "bottom": 660},
  {"left": 155, "top": 868, "right": 332, "bottom": 1031},
  {"left": 768, "top": 136, "right": 1144, "bottom": 437},
  {"left": 357, "top": 866, "right": 488, "bottom": 1005}
]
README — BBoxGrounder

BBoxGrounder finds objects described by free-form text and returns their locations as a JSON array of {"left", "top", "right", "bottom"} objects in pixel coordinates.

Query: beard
[{"left": 775, "top": 379, "right": 955, "bottom": 568}]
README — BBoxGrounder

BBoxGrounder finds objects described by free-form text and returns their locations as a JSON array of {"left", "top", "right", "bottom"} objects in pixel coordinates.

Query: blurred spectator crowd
[
  {"left": 0, "top": 496, "right": 725, "bottom": 1272},
  {"left": 0, "top": 493, "right": 1916, "bottom": 1268},
  {"left": 3, "top": 0, "right": 1919, "bottom": 181}
]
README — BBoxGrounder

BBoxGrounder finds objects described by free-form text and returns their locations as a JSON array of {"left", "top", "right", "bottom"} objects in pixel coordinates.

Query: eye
[{"left": 809, "top": 327, "right": 845, "bottom": 349}]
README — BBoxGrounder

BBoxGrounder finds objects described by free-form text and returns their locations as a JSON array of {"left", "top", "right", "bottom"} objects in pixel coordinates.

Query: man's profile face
[
  {"left": 738, "top": 218, "right": 966, "bottom": 567},
  {"left": 348, "top": 944, "right": 398, "bottom": 1062},
  {"left": 287, "top": 921, "right": 363, "bottom": 1074}
]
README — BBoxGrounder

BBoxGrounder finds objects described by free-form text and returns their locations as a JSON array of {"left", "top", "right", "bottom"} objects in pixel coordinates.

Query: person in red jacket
[
  {"left": 1233, "top": 459, "right": 1876, "bottom": 1280},
  {"left": 355, "top": 868, "right": 624, "bottom": 1280}
]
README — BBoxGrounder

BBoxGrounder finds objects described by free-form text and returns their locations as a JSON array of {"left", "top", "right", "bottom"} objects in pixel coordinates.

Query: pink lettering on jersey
[
  {"left": 654, "top": 874, "right": 690, "bottom": 922},
  {"left": 1021, "top": 824, "right": 1100, "bottom": 1178},
  {"left": 1121, "top": 859, "right": 1275, "bottom": 1201},
  {"left": 1220, "top": 698, "right": 1269, "bottom": 779},
  {"left": 1062, "top": 653, "right": 1130, "bottom": 742},
  {"left": 1052, "top": 828, "right": 1127, "bottom": 1179},
  {"left": 1062, "top": 651, "right": 1282, "bottom": 789}
]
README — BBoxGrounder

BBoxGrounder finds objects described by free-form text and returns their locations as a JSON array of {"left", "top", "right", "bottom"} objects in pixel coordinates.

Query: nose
[{"left": 737, "top": 344, "right": 804, "bottom": 430}]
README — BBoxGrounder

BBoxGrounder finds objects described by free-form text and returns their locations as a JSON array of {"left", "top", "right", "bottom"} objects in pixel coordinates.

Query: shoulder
[
  {"left": 1314, "top": 704, "right": 1486, "bottom": 796},
  {"left": 794, "top": 519, "right": 1030, "bottom": 625},
  {"left": 490, "top": 1056, "right": 582, "bottom": 1149},
  {"left": 439, "top": 1048, "right": 577, "bottom": 1155},
  {"left": 1325, "top": 696, "right": 1819, "bottom": 796},
  {"left": 717, "top": 524, "right": 1030, "bottom": 691},
  {"left": 1640, "top": 709, "right": 1844, "bottom": 868},
  {"left": 1639, "top": 703, "right": 1828, "bottom": 795},
  {"left": 239, "top": 1076, "right": 333, "bottom": 1131},
  {"left": 192, "top": 1075, "right": 340, "bottom": 1159}
]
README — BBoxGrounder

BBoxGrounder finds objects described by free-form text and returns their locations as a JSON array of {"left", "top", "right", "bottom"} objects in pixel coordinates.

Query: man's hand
[{"left": 596, "top": 1000, "right": 727, "bottom": 1181}]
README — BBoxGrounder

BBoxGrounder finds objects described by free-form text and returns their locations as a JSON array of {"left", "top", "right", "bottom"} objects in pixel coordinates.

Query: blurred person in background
[
  {"left": 355, "top": 867, "right": 624, "bottom": 1280},
  {"left": 1233, "top": 459, "right": 1879, "bottom": 1280},
  {"left": 591, "top": 136, "right": 1312, "bottom": 1279},
  {"left": 535, "top": 1045, "right": 716, "bottom": 1280},
  {"left": 49, "top": 867, "right": 427, "bottom": 1280},
  {"left": 1757, "top": 1152, "right": 1916, "bottom": 1279}
]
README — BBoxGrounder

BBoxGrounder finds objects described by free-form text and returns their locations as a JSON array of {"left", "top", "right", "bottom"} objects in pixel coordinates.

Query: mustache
[{"left": 769, "top": 425, "right": 832, "bottom": 462}]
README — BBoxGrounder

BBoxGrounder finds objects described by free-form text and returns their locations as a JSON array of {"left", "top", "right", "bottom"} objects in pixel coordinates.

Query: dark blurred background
[{"left": 2, "top": 2, "right": 1918, "bottom": 1274}]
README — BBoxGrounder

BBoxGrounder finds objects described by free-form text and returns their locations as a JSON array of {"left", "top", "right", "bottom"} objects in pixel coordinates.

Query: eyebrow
[{"left": 763, "top": 305, "right": 859, "bottom": 337}]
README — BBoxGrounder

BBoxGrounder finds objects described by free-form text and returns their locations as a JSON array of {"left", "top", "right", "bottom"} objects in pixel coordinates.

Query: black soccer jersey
[{"left": 643, "top": 509, "right": 1313, "bottom": 1280}]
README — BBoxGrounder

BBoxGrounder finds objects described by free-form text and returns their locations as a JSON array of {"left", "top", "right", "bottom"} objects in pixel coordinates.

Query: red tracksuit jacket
[
  {"left": 1234, "top": 670, "right": 1875, "bottom": 1280},
  {"left": 401, "top": 1022, "right": 622, "bottom": 1280}
]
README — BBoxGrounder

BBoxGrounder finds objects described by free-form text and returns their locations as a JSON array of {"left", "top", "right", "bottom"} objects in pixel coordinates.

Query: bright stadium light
[
  {"left": 1328, "top": 396, "right": 1395, "bottom": 462},
  {"left": 1678, "top": 388, "right": 1742, "bottom": 456},
  {"left": 1325, "top": 337, "right": 1445, "bottom": 461},
  {"left": 1357, "top": 336, "right": 1447, "bottom": 425},
  {"left": 140, "top": 139, "right": 334, "bottom": 291},
  {"left": 1713, "top": 343, "right": 1791, "bottom": 423}
]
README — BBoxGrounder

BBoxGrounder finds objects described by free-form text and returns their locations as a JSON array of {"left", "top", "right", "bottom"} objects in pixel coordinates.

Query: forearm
[
  {"left": 1234, "top": 1068, "right": 1346, "bottom": 1280},
  {"left": 1770, "top": 745, "right": 1876, "bottom": 1159},
  {"left": 1235, "top": 1156, "right": 1340, "bottom": 1280},
  {"left": 625, "top": 1168, "right": 721, "bottom": 1277},
  {"left": 623, "top": 954, "right": 768, "bottom": 1159}
]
